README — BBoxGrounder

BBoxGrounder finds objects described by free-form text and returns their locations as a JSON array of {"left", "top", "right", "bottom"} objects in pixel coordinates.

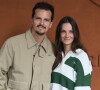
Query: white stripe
[
  {"left": 54, "top": 63, "right": 76, "bottom": 82},
  {"left": 75, "top": 49, "right": 92, "bottom": 75},
  {"left": 50, "top": 83, "right": 68, "bottom": 90},
  {"left": 77, "top": 54, "right": 92, "bottom": 75},
  {"left": 74, "top": 86, "right": 91, "bottom": 90}
]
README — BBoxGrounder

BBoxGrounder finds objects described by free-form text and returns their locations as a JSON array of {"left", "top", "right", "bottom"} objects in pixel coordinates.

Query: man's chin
[{"left": 35, "top": 31, "right": 45, "bottom": 35}]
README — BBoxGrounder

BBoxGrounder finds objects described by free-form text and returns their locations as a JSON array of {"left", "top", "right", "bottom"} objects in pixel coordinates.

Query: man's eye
[
  {"left": 36, "top": 17, "right": 40, "bottom": 19},
  {"left": 45, "top": 19, "right": 49, "bottom": 22}
]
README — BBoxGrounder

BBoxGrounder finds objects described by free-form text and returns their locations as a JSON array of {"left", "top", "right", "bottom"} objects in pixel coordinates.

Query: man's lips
[
  {"left": 37, "top": 25, "right": 46, "bottom": 29},
  {"left": 38, "top": 26, "right": 45, "bottom": 29}
]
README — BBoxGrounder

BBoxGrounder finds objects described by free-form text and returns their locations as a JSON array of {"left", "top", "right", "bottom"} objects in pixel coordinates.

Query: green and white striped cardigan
[{"left": 51, "top": 49, "right": 92, "bottom": 90}]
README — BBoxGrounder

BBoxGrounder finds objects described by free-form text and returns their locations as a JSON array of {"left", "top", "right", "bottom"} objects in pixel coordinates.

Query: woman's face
[{"left": 60, "top": 23, "right": 74, "bottom": 47}]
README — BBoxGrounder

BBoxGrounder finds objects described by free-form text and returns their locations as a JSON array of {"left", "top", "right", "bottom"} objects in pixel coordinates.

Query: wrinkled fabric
[{"left": 0, "top": 28, "right": 55, "bottom": 90}]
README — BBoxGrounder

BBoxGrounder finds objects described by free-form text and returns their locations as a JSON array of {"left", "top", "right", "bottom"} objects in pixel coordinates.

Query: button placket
[{"left": 29, "top": 45, "right": 40, "bottom": 90}]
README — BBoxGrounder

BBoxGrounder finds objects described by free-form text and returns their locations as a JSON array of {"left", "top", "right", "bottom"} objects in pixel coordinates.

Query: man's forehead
[
  {"left": 34, "top": 9, "right": 52, "bottom": 17},
  {"left": 35, "top": 9, "right": 51, "bottom": 14}
]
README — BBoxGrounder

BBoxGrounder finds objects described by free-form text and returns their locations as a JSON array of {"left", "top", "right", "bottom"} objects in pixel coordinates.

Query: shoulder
[
  {"left": 2, "top": 33, "right": 26, "bottom": 50},
  {"left": 45, "top": 37, "right": 55, "bottom": 54},
  {"left": 7, "top": 33, "right": 25, "bottom": 43},
  {"left": 0, "top": 33, "right": 25, "bottom": 55},
  {"left": 71, "top": 49, "right": 89, "bottom": 61},
  {"left": 45, "top": 37, "right": 54, "bottom": 49},
  {"left": 73, "top": 49, "right": 92, "bottom": 75},
  {"left": 75, "top": 49, "right": 87, "bottom": 56},
  {"left": 46, "top": 37, "right": 54, "bottom": 45},
  {"left": 68, "top": 49, "right": 89, "bottom": 63},
  {"left": 74, "top": 49, "right": 89, "bottom": 64}
]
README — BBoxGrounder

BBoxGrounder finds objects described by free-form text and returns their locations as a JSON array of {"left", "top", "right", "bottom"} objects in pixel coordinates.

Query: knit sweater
[{"left": 50, "top": 49, "right": 92, "bottom": 90}]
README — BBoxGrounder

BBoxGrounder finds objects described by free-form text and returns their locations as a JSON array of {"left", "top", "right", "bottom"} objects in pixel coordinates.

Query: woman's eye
[
  {"left": 70, "top": 30, "right": 73, "bottom": 33},
  {"left": 61, "top": 30, "right": 66, "bottom": 33}
]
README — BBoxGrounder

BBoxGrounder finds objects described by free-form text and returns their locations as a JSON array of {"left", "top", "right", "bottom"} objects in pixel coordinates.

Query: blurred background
[{"left": 0, "top": 0, "right": 100, "bottom": 89}]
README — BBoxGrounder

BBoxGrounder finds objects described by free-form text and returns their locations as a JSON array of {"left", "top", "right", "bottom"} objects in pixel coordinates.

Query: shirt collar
[
  {"left": 25, "top": 28, "right": 48, "bottom": 52},
  {"left": 25, "top": 28, "right": 37, "bottom": 49},
  {"left": 40, "top": 36, "right": 48, "bottom": 53}
]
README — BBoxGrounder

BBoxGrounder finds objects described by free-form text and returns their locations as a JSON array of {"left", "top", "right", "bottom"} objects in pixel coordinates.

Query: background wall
[{"left": 0, "top": 0, "right": 100, "bottom": 89}]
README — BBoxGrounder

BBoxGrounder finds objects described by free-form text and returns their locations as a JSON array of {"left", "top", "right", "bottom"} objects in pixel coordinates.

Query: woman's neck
[{"left": 64, "top": 45, "right": 71, "bottom": 56}]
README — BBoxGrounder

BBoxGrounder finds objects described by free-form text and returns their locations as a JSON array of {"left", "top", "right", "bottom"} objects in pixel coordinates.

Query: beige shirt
[{"left": 0, "top": 28, "right": 55, "bottom": 90}]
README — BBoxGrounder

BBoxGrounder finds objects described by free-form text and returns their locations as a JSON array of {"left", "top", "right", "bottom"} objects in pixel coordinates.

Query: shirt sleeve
[
  {"left": 0, "top": 39, "right": 14, "bottom": 89},
  {"left": 74, "top": 52, "right": 92, "bottom": 90}
]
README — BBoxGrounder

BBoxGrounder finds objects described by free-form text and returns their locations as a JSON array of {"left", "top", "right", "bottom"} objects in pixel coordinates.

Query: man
[{"left": 0, "top": 2, "right": 55, "bottom": 90}]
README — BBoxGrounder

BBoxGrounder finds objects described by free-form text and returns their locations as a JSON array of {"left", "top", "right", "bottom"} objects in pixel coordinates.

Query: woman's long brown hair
[{"left": 52, "top": 16, "right": 86, "bottom": 70}]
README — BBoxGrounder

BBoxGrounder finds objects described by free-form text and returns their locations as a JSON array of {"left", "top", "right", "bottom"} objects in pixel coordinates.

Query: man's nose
[{"left": 40, "top": 20, "right": 44, "bottom": 25}]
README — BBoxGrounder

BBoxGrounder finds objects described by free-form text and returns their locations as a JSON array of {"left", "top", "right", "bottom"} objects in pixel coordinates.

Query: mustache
[{"left": 37, "top": 24, "right": 46, "bottom": 29}]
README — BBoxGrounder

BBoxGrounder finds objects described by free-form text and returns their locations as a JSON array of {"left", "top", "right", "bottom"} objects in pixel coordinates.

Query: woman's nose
[{"left": 65, "top": 32, "right": 69, "bottom": 37}]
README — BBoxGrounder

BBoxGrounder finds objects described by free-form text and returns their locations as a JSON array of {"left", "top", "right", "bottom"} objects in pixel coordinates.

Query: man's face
[{"left": 32, "top": 9, "right": 52, "bottom": 35}]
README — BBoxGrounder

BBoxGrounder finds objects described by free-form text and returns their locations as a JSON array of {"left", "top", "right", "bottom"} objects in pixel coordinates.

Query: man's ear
[
  {"left": 50, "top": 22, "right": 53, "bottom": 28},
  {"left": 31, "top": 18, "right": 33, "bottom": 24}
]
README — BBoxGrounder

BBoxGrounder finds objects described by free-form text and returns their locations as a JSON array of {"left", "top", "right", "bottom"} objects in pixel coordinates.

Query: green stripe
[
  {"left": 51, "top": 72, "right": 74, "bottom": 90},
  {"left": 75, "top": 74, "right": 91, "bottom": 86},
  {"left": 65, "top": 57, "right": 83, "bottom": 72},
  {"left": 65, "top": 57, "right": 91, "bottom": 86}
]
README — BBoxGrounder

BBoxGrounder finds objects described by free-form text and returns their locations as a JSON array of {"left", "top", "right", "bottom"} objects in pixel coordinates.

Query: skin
[
  {"left": 60, "top": 23, "right": 74, "bottom": 55},
  {"left": 31, "top": 9, "right": 52, "bottom": 45}
]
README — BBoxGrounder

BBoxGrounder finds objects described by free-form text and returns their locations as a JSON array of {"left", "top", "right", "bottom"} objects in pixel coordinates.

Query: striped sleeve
[
  {"left": 51, "top": 49, "right": 92, "bottom": 90},
  {"left": 65, "top": 53, "right": 92, "bottom": 90}
]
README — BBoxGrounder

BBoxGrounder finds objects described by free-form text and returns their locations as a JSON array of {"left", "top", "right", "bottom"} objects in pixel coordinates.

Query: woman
[{"left": 51, "top": 16, "right": 92, "bottom": 90}]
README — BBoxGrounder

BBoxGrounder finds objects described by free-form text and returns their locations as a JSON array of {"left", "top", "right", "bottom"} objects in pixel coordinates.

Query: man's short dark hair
[{"left": 32, "top": 2, "right": 54, "bottom": 22}]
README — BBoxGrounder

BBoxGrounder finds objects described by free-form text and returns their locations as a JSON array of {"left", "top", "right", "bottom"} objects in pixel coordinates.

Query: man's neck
[{"left": 32, "top": 30, "right": 45, "bottom": 45}]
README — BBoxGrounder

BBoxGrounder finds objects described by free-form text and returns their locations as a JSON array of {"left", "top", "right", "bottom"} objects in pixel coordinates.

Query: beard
[
  {"left": 35, "top": 24, "right": 46, "bottom": 35},
  {"left": 35, "top": 30, "right": 45, "bottom": 35}
]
